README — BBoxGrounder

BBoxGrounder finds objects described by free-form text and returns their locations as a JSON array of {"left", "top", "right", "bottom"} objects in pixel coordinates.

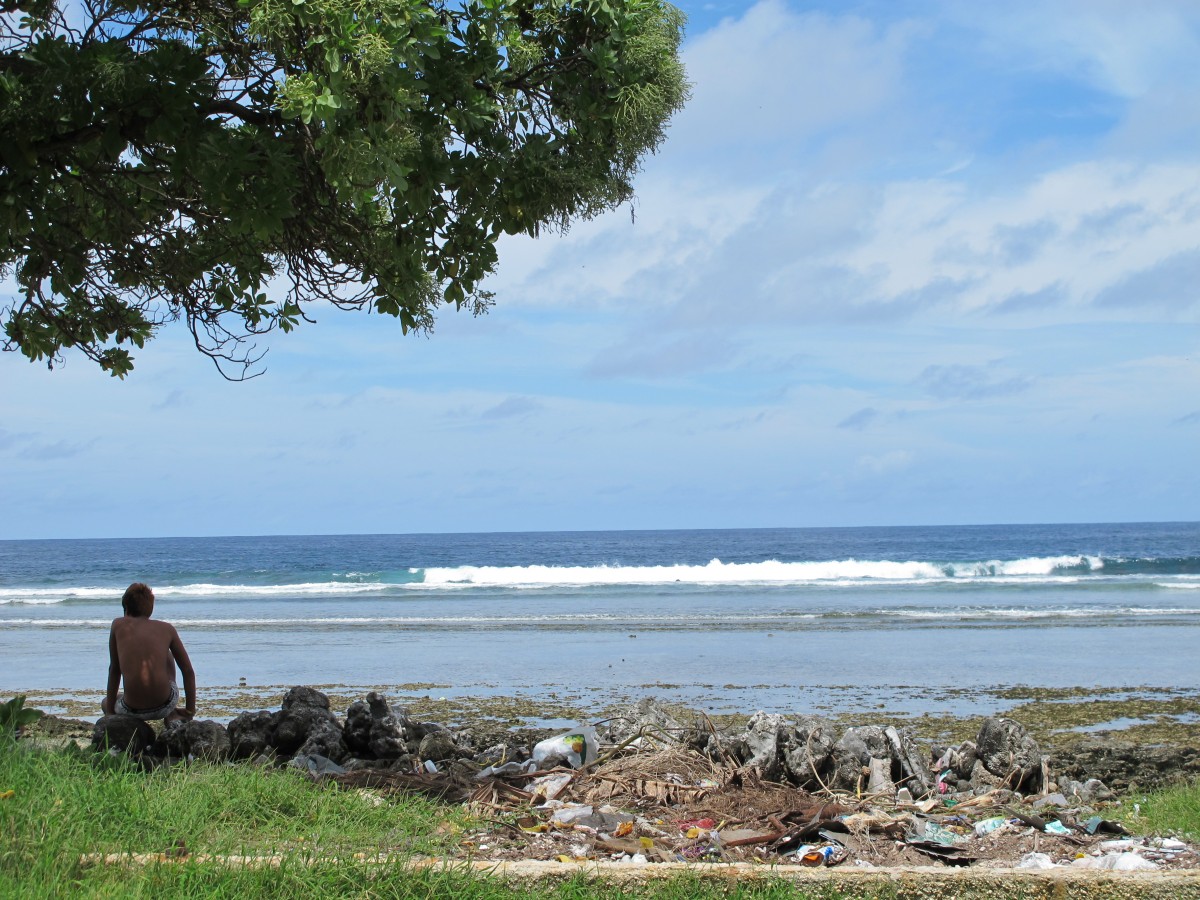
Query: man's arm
[
  {"left": 102, "top": 624, "right": 121, "bottom": 715},
  {"left": 169, "top": 627, "right": 197, "bottom": 718}
]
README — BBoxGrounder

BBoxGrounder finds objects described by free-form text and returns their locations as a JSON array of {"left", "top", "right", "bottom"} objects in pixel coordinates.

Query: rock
[
  {"left": 1033, "top": 792, "right": 1069, "bottom": 809},
  {"left": 343, "top": 699, "right": 375, "bottom": 754},
  {"left": 227, "top": 711, "right": 275, "bottom": 760},
  {"left": 738, "top": 712, "right": 792, "bottom": 782},
  {"left": 1079, "top": 778, "right": 1116, "bottom": 803},
  {"left": 781, "top": 715, "right": 837, "bottom": 789},
  {"left": 368, "top": 716, "right": 409, "bottom": 760},
  {"left": 343, "top": 692, "right": 410, "bottom": 760},
  {"left": 970, "top": 758, "right": 1002, "bottom": 791},
  {"left": 828, "top": 726, "right": 890, "bottom": 792},
  {"left": 884, "top": 726, "right": 934, "bottom": 796},
  {"left": 842, "top": 725, "right": 891, "bottom": 760},
  {"left": 723, "top": 735, "right": 751, "bottom": 766},
  {"left": 937, "top": 741, "right": 980, "bottom": 781},
  {"left": 160, "top": 720, "right": 231, "bottom": 761},
  {"left": 418, "top": 729, "right": 460, "bottom": 762},
  {"left": 600, "top": 697, "right": 685, "bottom": 748},
  {"left": 297, "top": 718, "right": 348, "bottom": 763},
  {"left": 91, "top": 715, "right": 155, "bottom": 756},
  {"left": 447, "top": 758, "right": 482, "bottom": 780},
  {"left": 271, "top": 709, "right": 325, "bottom": 755},
  {"left": 822, "top": 723, "right": 932, "bottom": 795},
  {"left": 281, "top": 686, "right": 332, "bottom": 712},
  {"left": 867, "top": 758, "right": 895, "bottom": 795},
  {"left": 976, "top": 717, "right": 1043, "bottom": 792},
  {"left": 385, "top": 754, "right": 415, "bottom": 772},
  {"left": 475, "top": 742, "right": 525, "bottom": 767},
  {"left": 269, "top": 687, "right": 341, "bottom": 756},
  {"left": 1058, "top": 741, "right": 1200, "bottom": 793}
]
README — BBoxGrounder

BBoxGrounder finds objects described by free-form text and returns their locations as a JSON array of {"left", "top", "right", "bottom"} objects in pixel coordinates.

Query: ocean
[{"left": 2, "top": 522, "right": 1198, "bottom": 719}]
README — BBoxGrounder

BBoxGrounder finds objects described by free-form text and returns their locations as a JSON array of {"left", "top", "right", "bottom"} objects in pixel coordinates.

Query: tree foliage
[{"left": 0, "top": 0, "right": 687, "bottom": 376}]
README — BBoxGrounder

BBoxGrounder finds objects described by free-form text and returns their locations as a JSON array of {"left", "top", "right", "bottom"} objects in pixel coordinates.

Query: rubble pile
[{"left": 89, "top": 688, "right": 1200, "bottom": 871}]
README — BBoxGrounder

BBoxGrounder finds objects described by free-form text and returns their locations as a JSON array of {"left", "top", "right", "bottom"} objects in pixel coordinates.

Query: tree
[{"left": 0, "top": 0, "right": 687, "bottom": 377}]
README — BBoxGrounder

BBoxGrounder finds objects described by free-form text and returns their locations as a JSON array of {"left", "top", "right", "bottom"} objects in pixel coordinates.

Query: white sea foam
[
  {"left": 946, "top": 555, "right": 1102, "bottom": 577},
  {"left": 418, "top": 555, "right": 1105, "bottom": 588},
  {"left": 0, "top": 587, "right": 112, "bottom": 605},
  {"left": 0, "top": 582, "right": 399, "bottom": 604},
  {"left": 885, "top": 606, "right": 1200, "bottom": 620},
  {"left": 0, "top": 555, "right": 1149, "bottom": 603},
  {"left": 152, "top": 582, "right": 391, "bottom": 597},
  {"left": 421, "top": 559, "right": 944, "bottom": 587}
]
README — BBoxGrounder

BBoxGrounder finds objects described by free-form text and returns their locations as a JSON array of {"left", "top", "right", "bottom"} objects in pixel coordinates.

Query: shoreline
[{"left": 14, "top": 681, "right": 1200, "bottom": 768}]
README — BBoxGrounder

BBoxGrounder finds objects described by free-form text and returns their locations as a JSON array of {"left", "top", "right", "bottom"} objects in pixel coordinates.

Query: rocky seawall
[{"left": 78, "top": 686, "right": 1200, "bottom": 797}]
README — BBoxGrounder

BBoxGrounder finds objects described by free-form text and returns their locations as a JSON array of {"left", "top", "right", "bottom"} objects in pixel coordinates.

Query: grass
[
  {"left": 4, "top": 739, "right": 1200, "bottom": 899},
  {"left": 1, "top": 741, "right": 862, "bottom": 899},
  {"left": 1129, "top": 778, "right": 1200, "bottom": 840},
  {"left": 0, "top": 741, "right": 474, "bottom": 898}
]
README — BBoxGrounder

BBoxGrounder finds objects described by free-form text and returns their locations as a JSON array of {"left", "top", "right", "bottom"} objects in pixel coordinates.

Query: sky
[{"left": 3, "top": 0, "right": 1199, "bottom": 539}]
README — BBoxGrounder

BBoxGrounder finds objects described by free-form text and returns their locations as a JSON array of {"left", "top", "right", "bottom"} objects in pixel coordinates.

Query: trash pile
[
  {"left": 89, "top": 688, "right": 1199, "bottom": 871},
  {"left": 439, "top": 702, "right": 1199, "bottom": 871}
]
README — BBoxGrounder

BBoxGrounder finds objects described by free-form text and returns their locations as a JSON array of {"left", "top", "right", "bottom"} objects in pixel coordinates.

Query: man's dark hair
[{"left": 122, "top": 582, "right": 154, "bottom": 617}]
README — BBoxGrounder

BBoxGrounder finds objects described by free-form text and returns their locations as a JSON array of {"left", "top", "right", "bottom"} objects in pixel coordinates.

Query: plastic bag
[
  {"left": 974, "top": 816, "right": 1010, "bottom": 837},
  {"left": 532, "top": 725, "right": 598, "bottom": 769},
  {"left": 1072, "top": 852, "right": 1157, "bottom": 871},
  {"left": 1017, "top": 852, "right": 1057, "bottom": 870}
]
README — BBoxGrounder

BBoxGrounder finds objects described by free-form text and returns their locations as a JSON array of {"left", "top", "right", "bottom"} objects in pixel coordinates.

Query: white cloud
[
  {"left": 666, "top": 1, "right": 916, "bottom": 158},
  {"left": 482, "top": 0, "right": 1200, "bottom": 390},
  {"left": 856, "top": 449, "right": 913, "bottom": 476},
  {"left": 945, "top": 0, "right": 1200, "bottom": 98},
  {"left": 836, "top": 161, "right": 1200, "bottom": 318}
]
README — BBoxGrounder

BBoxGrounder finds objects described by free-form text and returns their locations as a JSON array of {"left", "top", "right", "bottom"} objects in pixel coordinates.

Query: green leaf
[
  {"left": 1, "top": 696, "right": 44, "bottom": 738},
  {"left": 0, "top": 0, "right": 689, "bottom": 377}
]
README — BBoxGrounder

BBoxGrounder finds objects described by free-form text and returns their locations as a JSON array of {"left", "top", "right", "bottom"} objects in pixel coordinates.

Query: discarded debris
[
  {"left": 83, "top": 688, "right": 1200, "bottom": 871},
  {"left": 532, "top": 727, "right": 598, "bottom": 770}
]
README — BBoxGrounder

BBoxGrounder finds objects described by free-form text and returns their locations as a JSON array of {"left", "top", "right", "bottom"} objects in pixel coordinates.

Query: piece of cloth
[{"left": 113, "top": 683, "right": 180, "bottom": 720}]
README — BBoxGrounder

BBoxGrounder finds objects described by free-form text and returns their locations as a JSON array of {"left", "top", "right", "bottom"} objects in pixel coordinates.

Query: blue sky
[{"left": 3, "top": 0, "right": 1199, "bottom": 539}]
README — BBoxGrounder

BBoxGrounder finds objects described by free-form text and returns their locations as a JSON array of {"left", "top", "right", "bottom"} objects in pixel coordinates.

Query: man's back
[
  {"left": 110, "top": 616, "right": 179, "bottom": 709},
  {"left": 103, "top": 582, "right": 196, "bottom": 723}
]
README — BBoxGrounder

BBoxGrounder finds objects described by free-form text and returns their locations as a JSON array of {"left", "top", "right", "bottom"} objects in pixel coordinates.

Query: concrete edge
[{"left": 79, "top": 853, "right": 1200, "bottom": 883}]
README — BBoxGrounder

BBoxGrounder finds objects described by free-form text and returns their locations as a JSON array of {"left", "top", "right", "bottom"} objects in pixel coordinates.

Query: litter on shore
[{"left": 82, "top": 687, "right": 1199, "bottom": 871}]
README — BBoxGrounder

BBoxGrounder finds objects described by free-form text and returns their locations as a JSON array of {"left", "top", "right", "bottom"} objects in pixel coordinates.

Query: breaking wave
[
  {"left": 0, "top": 581, "right": 397, "bottom": 605},
  {"left": 5, "top": 554, "right": 1200, "bottom": 603},
  {"left": 418, "top": 555, "right": 1107, "bottom": 588}
]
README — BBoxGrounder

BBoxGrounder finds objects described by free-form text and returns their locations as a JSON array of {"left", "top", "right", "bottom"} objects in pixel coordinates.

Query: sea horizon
[{"left": 4, "top": 517, "right": 1198, "bottom": 544}]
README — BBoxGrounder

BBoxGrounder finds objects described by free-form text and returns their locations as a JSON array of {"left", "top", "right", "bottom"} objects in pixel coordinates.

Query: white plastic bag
[
  {"left": 1016, "top": 852, "right": 1057, "bottom": 870},
  {"left": 1072, "top": 852, "right": 1157, "bottom": 871},
  {"left": 532, "top": 725, "right": 598, "bottom": 769}
]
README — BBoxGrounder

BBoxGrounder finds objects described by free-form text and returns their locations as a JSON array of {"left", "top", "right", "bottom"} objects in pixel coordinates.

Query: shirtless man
[{"left": 102, "top": 582, "right": 196, "bottom": 724}]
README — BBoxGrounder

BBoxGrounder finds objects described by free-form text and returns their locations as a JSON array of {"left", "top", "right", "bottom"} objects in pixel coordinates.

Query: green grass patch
[
  {"left": 0, "top": 741, "right": 912, "bottom": 898},
  {"left": 0, "top": 741, "right": 473, "bottom": 891},
  {"left": 1128, "top": 777, "right": 1200, "bottom": 839}
]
